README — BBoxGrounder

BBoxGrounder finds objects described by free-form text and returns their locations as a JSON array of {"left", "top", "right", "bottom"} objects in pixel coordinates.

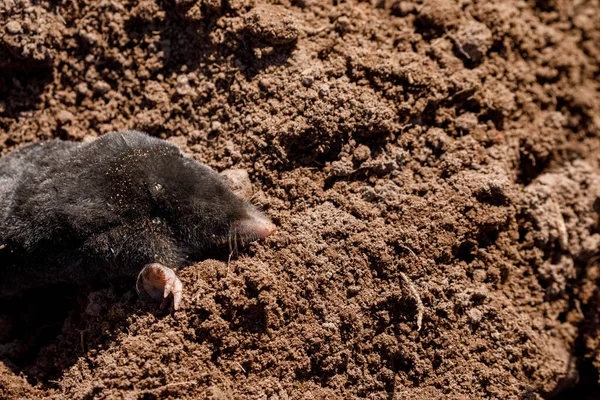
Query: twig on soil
[
  {"left": 444, "top": 29, "right": 471, "bottom": 60},
  {"left": 397, "top": 244, "right": 424, "bottom": 332},
  {"left": 236, "top": 362, "right": 247, "bottom": 373},
  {"left": 397, "top": 243, "right": 417, "bottom": 259},
  {"left": 400, "top": 272, "right": 424, "bottom": 332},
  {"left": 55, "top": 9, "right": 66, "bottom": 25}
]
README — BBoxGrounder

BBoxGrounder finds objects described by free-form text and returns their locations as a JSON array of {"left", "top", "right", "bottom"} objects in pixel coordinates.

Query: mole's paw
[{"left": 136, "top": 263, "right": 183, "bottom": 311}]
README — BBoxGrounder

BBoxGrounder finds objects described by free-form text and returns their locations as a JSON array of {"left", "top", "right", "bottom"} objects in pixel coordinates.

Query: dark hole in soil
[
  {"left": 0, "top": 284, "right": 81, "bottom": 382},
  {"left": 474, "top": 186, "right": 509, "bottom": 206},
  {"left": 0, "top": 274, "right": 177, "bottom": 384},
  {"left": 518, "top": 151, "right": 550, "bottom": 185},
  {"left": 552, "top": 361, "right": 600, "bottom": 400},
  {"left": 0, "top": 68, "right": 53, "bottom": 118},
  {"left": 477, "top": 225, "right": 500, "bottom": 248},
  {"left": 551, "top": 256, "right": 600, "bottom": 399},
  {"left": 593, "top": 198, "right": 600, "bottom": 234},
  {"left": 455, "top": 240, "right": 477, "bottom": 263}
]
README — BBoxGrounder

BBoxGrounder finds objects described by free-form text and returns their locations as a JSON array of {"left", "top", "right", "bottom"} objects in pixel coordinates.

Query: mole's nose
[
  {"left": 235, "top": 210, "right": 276, "bottom": 240},
  {"left": 256, "top": 220, "right": 277, "bottom": 239}
]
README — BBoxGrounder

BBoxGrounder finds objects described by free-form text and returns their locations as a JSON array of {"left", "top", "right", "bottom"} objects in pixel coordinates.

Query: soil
[{"left": 1, "top": 0, "right": 600, "bottom": 399}]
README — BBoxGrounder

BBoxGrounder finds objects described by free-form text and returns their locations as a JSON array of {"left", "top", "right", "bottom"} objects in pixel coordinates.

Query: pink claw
[{"left": 136, "top": 263, "right": 183, "bottom": 311}]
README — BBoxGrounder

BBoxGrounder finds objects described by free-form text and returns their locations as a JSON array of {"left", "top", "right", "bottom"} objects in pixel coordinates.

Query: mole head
[{"left": 145, "top": 153, "right": 275, "bottom": 255}]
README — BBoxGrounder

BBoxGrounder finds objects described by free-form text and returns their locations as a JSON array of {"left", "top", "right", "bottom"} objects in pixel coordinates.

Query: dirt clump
[
  {"left": 1, "top": 0, "right": 600, "bottom": 399},
  {"left": 245, "top": 4, "right": 299, "bottom": 45},
  {"left": 0, "top": 1, "right": 63, "bottom": 69}
]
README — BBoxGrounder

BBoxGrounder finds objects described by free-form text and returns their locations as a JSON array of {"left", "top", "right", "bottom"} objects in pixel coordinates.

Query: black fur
[{"left": 0, "top": 131, "right": 257, "bottom": 295}]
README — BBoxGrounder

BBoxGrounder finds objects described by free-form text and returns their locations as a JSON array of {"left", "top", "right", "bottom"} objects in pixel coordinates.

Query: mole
[{"left": 0, "top": 130, "right": 276, "bottom": 311}]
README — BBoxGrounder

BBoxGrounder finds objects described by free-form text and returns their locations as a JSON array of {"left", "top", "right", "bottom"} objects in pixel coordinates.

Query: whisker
[{"left": 234, "top": 230, "right": 239, "bottom": 256}]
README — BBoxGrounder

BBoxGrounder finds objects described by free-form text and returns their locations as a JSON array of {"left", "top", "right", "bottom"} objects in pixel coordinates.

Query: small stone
[
  {"left": 211, "top": 121, "right": 222, "bottom": 131},
  {"left": 258, "top": 78, "right": 272, "bottom": 92},
  {"left": 176, "top": 75, "right": 189, "bottom": 86},
  {"left": 75, "top": 82, "right": 90, "bottom": 96},
  {"left": 93, "top": 80, "right": 111, "bottom": 95},
  {"left": 467, "top": 308, "right": 483, "bottom": 324},
  {"left": 301, "top": 75, "right": 314, "bottom": 87},
  {"left": 56, "top": 110, "right": 75, "bottom": 124},
  {"left": 6, "top": 21, "right": 22, "bottom": 34},
  {"left": 176, "top": 75, "right": 192, "bottom": 96}
]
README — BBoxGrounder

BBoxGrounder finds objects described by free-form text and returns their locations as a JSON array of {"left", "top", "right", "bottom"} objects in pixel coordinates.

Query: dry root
[{"left": 400, "top": 272, "right": 424, "bottom": 332}]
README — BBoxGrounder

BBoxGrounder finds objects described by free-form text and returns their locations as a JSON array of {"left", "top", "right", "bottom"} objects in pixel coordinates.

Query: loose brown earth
[{"left": 1, "top": 0, "right": 600, "bottom": 399}]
